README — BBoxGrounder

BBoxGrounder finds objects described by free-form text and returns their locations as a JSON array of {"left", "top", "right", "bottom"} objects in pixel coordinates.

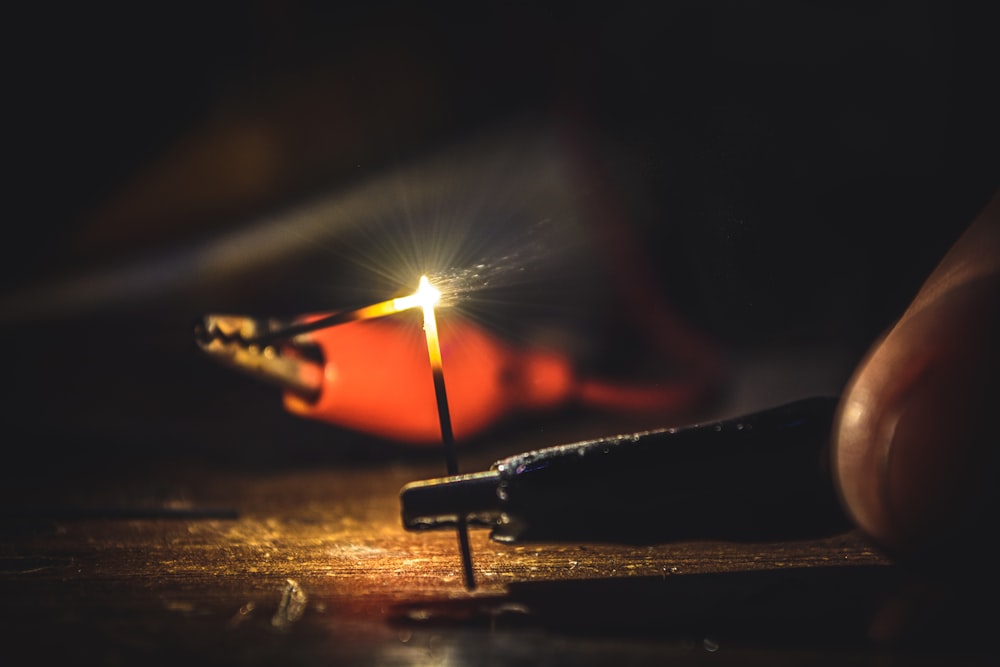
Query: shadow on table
[{"left": 390, "top": 564, "right": 997, "bottom": 654}]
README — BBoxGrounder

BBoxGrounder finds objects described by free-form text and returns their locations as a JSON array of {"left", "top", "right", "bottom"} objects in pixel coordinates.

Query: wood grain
[{"left": 11, "top": 452, "right": 988, "bottom": 666}]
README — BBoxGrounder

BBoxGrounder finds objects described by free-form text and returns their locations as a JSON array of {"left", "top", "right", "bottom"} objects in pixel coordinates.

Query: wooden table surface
[
  {"left": 2, "top": 427, "right": 995, "bottom": 666},
  {"left": 0, "top": 313, "right": 993, "bottom": 665}
]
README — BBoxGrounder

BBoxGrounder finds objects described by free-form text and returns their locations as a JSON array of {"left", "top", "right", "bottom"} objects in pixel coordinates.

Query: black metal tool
[{"left": 400, "top": 397, "right": 851, "bottom": 544}]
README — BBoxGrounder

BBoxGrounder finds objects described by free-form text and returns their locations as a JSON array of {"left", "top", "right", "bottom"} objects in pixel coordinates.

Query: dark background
[{"left": 2, "top": 1, "right": 998, "bottom": 473}]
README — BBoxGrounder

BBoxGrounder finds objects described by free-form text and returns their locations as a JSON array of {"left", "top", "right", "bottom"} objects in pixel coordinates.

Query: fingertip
[
  {"left": 832, "top": 342, "right": 900, "bottom": 549},
  {"left": 834, "top": 276, "right": 1000, "bottom": 557}
]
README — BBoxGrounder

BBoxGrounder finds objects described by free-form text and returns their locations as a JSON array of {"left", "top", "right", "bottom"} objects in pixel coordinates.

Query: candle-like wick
[
  {"left": 246, "top": 284, "right": 442, "bottom": 347},
  {"left": 416, "top": 276, "right": 476, "bottom": 590}
]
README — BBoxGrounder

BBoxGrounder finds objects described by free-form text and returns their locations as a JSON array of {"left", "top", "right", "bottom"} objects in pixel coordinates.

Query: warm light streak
[
  {"left": 350, "top": 297, "right": 412, "bottom": 321},
  {"left": 249, "top": 275, "right": 446, "bottom": 346},
  {"left": 349, "top": 274, "right": 443, "bottom": 320},
  {"left": 418, "top": 276, "right": 444, "bottom": 370}
]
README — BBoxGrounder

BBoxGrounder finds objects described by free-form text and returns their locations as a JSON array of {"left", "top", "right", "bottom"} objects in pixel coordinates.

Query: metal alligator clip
[
  {"left": 194, "top": 314, "right": 325, "bottom": 401},
  {"left": 401, "top": 397, "right": 851, "bottom": 545}
]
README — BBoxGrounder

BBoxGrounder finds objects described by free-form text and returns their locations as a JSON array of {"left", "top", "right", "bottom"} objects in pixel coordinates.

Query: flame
[
  {"left": 417, "top": 275, "right": 442, "bottom": 309},
  {"left": 391, "top": 275, "right": 440, "bottom": 314},
  {"left": 330, "top": 274, "right": 443, "bottom": 324},
  {"left": 418, "top": 276, "right": 444, "bottom": 371}
]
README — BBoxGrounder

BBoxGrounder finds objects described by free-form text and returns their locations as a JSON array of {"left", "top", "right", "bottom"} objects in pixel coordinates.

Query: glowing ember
[{"left": 418, "top": 276, "right": 444, "bottom": 372}]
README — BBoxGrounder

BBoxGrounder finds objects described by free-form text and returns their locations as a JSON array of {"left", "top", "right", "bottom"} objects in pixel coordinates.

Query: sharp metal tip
[{"left": 457, "top": 517, "right": 476, "bottom": 590}]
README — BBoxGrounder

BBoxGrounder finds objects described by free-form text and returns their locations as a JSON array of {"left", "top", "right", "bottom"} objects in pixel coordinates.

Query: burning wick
[
  {"left": 239, "top": 274, "right": 476, "bottom": 588},
  {"left": 414, "top": 276, "right": 476, "bottom": 590},
  {"left": 246, "top": 283, "right": 446, "bottom": 347}
]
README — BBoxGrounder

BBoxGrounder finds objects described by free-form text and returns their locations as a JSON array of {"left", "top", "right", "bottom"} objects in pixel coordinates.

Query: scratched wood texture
[{"left": 2, "top": 439, "right": 996, "bottom": 667}]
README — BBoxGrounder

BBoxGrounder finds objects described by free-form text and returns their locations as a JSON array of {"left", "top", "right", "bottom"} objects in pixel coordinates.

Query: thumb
[{"left": 833, "top": 190, "right": 1000, "bottom": 558}]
